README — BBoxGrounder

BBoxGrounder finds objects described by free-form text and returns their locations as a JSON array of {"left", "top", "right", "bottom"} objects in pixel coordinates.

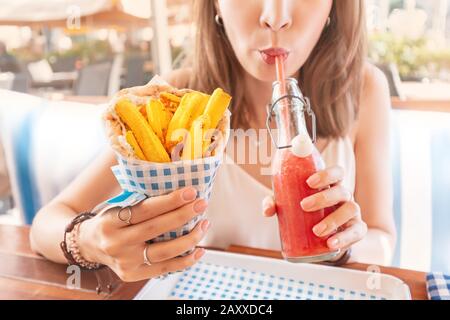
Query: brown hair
[{"left": 187, "top": 0, "right": 367, "bottom": 138}]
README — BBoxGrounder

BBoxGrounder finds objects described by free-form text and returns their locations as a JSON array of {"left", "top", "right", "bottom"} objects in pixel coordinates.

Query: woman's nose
[{"left": 260, "top": 0, "right": 292, "bottom": 32}]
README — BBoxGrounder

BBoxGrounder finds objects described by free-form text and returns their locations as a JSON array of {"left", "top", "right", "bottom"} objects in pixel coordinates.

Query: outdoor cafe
[{"left": 0, "top": 0, "right": 449, "bottom": 302}]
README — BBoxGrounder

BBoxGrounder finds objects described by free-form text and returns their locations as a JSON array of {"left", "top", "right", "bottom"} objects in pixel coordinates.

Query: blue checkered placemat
[
  {"left": 426, "top": 273, "right": 450, "bottom": 300},
  {"left": 168, "top": 261, "right": 387, "bottom": 300}
]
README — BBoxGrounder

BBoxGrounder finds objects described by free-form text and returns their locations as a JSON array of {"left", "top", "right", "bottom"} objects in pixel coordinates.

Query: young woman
[{"left": 30, "top": 0, "right": 396, "bottom": 282}]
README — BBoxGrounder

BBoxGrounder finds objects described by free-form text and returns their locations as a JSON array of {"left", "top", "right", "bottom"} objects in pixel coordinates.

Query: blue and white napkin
[{"left": 426, "top": 272, "right": 450, "bottom": 300}]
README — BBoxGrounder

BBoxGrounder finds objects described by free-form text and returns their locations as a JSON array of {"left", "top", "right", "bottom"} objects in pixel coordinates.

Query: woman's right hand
[{"left": 76, "top": 186, "right": 209, "bottom": 282}]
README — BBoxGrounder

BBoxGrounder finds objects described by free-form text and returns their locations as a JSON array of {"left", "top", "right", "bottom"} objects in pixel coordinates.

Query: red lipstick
[{"left": 260, "top": 48, "right": 289, "bottom": 65}]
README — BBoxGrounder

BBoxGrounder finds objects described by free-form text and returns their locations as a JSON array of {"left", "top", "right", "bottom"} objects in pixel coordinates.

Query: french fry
[
  {"left": 146, "top": 99, "right": 170, "bottom": 144},
  {"left": 182, "top": 114, "right": 211, "bottom": 160},
  {"left": 187, "top": 94, "right": 210, "bottom": 128},
  {"left": 203, "top": 88, "right": 232, "bottom": 131},
  {"left": 165, "top": 109, "right": 174, "bottom": 127},
  {"left": 116, "top": 99, "right": 170, "bottom": 163},
  {"left": 125, "top": 131, "right": 146, "bottom": 160},
  {"left": 182, "top": 114, "right": 210, "bottom": 160},
  {"left": 165, "top": 92, "right": 205, "bottom": 151},
  {"left": 160, "top": 92, "right": 181, "bottom": 112},
  {"left": 139, "top": 105, "right": 147, "bottom": 118},
  {"left": 200, "top": 88, "right": 231, "bottom": 153}
]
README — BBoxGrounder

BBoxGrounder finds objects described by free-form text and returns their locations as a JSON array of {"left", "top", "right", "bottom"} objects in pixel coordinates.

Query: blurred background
[{"left": 0, "top": 0, "right": 449, "bottom": 273}]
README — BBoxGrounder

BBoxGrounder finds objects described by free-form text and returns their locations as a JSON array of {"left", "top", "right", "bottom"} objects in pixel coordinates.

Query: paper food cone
[{"left": 105, "top": 152, "right": 223, "bottom": 244}]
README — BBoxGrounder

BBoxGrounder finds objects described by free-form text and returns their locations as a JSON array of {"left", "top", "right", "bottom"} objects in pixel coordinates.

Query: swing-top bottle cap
[{"left": 291, "top": 133, "right": 313, "bottom": 158}]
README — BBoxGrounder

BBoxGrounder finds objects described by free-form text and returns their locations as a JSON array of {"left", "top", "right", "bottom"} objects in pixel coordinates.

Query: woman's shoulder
[
  {"left": 161, "top": 68, "right": 192, "bottom": 89},
  {"left": 349, "top": 63, "right": 391, "bottom": 144},
  {"left": 360, "top": 63, "right": 390, "bottom": 108}
]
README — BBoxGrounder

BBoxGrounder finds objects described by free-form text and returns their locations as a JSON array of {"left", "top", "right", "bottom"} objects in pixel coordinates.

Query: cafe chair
[
  {"left": 390, "top": 109, "right": 450, "bottom": 274},
  {"left": 0, "top": 89, "right": 107, "bottom": 224}
]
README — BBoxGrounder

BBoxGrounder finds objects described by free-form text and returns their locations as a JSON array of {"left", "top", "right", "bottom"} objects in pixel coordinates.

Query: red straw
[
  {"left": 275, "top": 56, "right": 287, "bottom": 96},
  {"left": 274, "top": 56, "right": 291, "bottom": 142}
]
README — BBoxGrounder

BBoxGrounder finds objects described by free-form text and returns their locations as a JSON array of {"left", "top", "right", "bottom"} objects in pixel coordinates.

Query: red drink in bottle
[{"left": 267, "top": 78, "right": 340, "bottom": 263}]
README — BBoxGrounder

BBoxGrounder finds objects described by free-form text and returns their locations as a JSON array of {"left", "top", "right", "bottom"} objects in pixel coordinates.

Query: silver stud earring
[
  {"left": 215, "top": 14, "right": 224, "bottom": 26},
  {"left": 326, "top": 16, "right": 331, "bottom": 27}
]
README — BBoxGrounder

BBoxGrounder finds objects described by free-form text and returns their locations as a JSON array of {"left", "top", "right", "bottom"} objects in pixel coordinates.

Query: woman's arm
[
  {"left": 30, "top": 147, "right": 121, "bottom": 263},
  {"left": 352, "top": 64, "right": 397, "bottom": 266},
  {"left": 30, "top": 143, "right": 209, "bottom": 283}
]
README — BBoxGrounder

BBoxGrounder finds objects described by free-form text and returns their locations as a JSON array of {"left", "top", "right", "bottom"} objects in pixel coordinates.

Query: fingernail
[
  {"left": 329, "top": 238, "right": 340, "bottom": 248},
  {"left": 201, "top": 220, "right": 210, "bottom": 232},
  {"left": 194, "top": 248, "right": 205, "bottom": 260},
  {"left": 301, "top": 197, "right": 315, "bottom": 209},
  {"left": 307, "top": 174, "right": 320, "bottom": 187},
  {"left": 182, "top": 188, "right": 197, "bottom": 201},
  {"left": 313, "top": 223, "right": 327, "bottom": 236},
  {"left": 194, "top": 200, "right": 208, "bottom": 213}
]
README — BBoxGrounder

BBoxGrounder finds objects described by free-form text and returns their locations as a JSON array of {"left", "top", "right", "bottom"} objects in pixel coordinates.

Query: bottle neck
[
  {"left": 271, "top": 78, "right": 309, "bottom": 148},
  {"left": 274, "top": 103, "right": 308, "bottom": 147}
]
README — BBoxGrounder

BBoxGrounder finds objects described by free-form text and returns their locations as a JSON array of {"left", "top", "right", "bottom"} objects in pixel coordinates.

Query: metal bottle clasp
[{"left": 265, "top": 94, "right": 317, "bottom": 149}]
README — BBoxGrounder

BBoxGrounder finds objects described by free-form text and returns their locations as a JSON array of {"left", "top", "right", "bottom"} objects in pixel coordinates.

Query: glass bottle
[{"left": 267, "top": 78, "right": 340, "bottom": 263}]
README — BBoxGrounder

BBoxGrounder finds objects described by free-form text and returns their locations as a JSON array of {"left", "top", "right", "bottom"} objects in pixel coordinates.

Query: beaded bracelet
[{"left": 60, "top": 212, "right": 103, "bottom": 270}]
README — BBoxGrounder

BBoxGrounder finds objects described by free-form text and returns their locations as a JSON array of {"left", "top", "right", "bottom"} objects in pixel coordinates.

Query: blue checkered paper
[
  {"left": 426, "top": 272, "right": 450, "bottom": 300},
  {"left": 95, "top": 153, "right": 222, "bottom": 244},
  {"left": 169, "top": 261, "right": 387, "bottom": 300}
]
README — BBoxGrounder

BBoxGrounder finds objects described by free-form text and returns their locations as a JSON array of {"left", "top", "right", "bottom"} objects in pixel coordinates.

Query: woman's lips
[{"left": 259, "top": 48, "right": 289, "bottom": 65}]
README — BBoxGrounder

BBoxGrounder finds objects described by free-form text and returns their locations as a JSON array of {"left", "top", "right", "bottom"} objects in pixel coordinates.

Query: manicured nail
[
  {"left": 201, "top": 220, "right": 210, "bottom": 232},
  {"left": 329, "top": 238, "right": 340, "bottom": 248},
  {"left": 182, "top": 188, "right": 197, "bottom": 201},
  {"left": 313, "top": 223, "right": 327, "bottom": 236},
  {"left": 301, "top": 197, "right": 315, "bottom": 209},
  {"left": 194, "top": 200, "right": 208, "bottom": 213},
  {"left": 307, "top": 174, "right": 320, "bottom": 187},
  {"left": 194, "top": 248, "right": 205, "bottom": 260}
]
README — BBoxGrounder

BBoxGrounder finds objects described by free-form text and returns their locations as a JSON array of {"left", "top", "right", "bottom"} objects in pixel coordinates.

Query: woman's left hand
[{"left": 262, "top": 165, "right": 368, "bottom": 258}]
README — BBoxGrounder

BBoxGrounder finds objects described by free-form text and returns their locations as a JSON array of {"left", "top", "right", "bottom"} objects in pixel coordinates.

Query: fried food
[
  {"left": 165, "top": 92, "right": 206, "bottom": 151},
  {"left": 115, "top": 99, "right": 170, "bottom": 163},
  {"left": 105, "top": 79, "right": 231, "bottom": 162},
  {"left": 182, "top": 114, "right": 211, "bottom": 160},
  {"left": 125, "top": 130, "right": 146, "bottom": 160}
]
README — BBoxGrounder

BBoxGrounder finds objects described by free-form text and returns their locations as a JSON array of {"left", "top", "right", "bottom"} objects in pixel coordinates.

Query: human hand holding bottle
[{"left": 263, "top": 163, "right": 367, "bottom": 259}]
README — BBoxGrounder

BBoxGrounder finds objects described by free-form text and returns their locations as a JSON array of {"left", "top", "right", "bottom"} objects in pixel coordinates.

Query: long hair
[{"left": 187, "top": 0, "right": 367, "bottom": 138}]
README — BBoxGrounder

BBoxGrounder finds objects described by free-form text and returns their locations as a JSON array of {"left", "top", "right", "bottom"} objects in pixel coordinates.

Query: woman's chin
[
  {"left": 247, "top": 67, "right": 279, "bottom": 83},
  {"left": 245, "top": 61, "right": 299, "bottom": 83}
]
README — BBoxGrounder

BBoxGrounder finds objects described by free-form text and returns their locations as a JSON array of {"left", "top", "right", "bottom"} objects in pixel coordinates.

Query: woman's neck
[{"left": 243, "top": 70, "right": 300, "bottom": 129}]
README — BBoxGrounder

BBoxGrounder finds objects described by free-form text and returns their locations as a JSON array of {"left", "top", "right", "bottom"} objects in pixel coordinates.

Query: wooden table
[{"left": 0, "top": 225, "right": 428, "bottom": 300}]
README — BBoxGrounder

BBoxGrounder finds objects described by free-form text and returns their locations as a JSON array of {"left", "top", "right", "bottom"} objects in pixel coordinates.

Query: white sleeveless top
[{"left": 199, "top": 137, "right": 356, "bottom": 251}]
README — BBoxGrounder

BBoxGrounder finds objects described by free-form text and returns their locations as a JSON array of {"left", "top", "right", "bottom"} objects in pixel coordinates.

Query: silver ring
[
  {"left": 143, "top": 245, "right": 152, "bottom": 266},
  {"left": 117, "top": 206, "right": 133, "bottom": 225}
]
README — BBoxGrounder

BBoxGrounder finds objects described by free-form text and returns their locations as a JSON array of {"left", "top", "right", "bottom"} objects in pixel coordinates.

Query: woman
[{"left": 30, "top": 0, "right": 396, "bottom": 282}]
